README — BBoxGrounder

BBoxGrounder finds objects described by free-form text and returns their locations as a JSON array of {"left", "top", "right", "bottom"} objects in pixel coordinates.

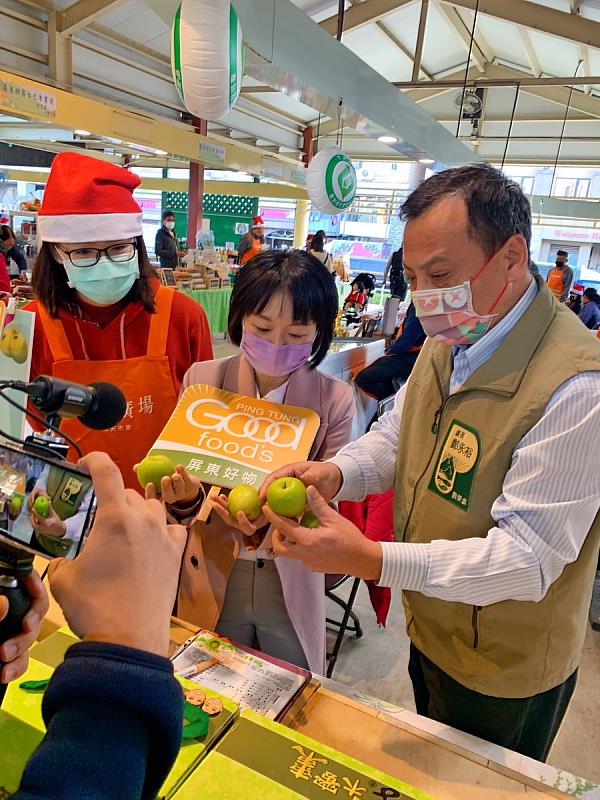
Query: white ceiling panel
[
  {"left": 341, "top": 24, "right": 414, "bottom": 82},
  {"left": 528, "top": 31, "right": 583, "bottom": 74},
  {"left": 418, "top": 3, "right": 469, "bottom": 75}
]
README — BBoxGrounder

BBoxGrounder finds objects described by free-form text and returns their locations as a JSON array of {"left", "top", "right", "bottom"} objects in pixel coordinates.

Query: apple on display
[
  {"left": 0, "top": 326, "right": 28, "bottom": 364},
  {"left": 266, "top": 477, "right": 307, "bottom": 518},
  {"left": 228, "top": 484, "right": 262, "bottom": 522}
]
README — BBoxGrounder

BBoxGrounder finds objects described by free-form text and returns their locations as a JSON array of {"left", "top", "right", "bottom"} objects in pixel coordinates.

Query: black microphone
[{"left": 11, "top": 376, "right": 127, "bottom": 430}]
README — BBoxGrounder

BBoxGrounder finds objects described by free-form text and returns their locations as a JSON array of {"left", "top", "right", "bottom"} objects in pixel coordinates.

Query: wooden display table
[
  {"left": 167, "top": 618, "right": 599, "bottom": 800},
  {"left": 34, "top": 587, "right": 599, "bottom": 799}
]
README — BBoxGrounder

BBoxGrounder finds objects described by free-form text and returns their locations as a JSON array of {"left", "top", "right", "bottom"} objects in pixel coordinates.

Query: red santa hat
[
  {"left": 572, "top": 283, "right": 585, "bottom": 296},
  {"left": 252, "top": 215, "right": 265, "bottom": 228},
  {"left": 38, "top": 152, "right": 143, "bottom": 243}
]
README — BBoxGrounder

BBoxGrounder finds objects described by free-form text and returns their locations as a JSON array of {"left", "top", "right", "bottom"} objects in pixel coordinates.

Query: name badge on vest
[
  {"left": 429, "top": 420, "right": 481, "bottom": 510},
  {"left": 60, "top": 477, "right": 83, "bottom": 508}
]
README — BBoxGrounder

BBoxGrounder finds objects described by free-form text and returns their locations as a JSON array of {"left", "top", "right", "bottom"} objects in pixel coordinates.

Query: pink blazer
[{"left": 176, "top": 353, "right": 355, "bottom": 673}]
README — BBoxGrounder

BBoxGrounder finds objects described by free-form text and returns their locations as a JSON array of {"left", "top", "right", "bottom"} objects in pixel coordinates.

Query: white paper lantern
[
  {"left": 306, "top": 147, "right": 357, "bottom": 215},
  {"left": 172, "top": 0, "right": 243, "bottom": 121}
]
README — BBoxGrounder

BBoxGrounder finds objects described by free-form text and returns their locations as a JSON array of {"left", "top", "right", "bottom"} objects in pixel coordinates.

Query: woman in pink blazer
[{"left": 156, "top": 251, "right": 355, "bottom": 673}]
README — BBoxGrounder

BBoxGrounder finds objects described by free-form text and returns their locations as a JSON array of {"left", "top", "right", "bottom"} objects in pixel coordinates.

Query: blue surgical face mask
[{"left": 64, "top": 255, "right": 140, "bottom": 305}]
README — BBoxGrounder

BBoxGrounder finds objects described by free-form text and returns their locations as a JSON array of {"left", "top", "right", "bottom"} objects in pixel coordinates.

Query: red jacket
[{"left": 24, "top": 286, "right": 213, "bottom": 392}]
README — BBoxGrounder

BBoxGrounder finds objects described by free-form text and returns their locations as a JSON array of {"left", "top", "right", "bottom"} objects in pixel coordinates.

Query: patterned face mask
[{"left": 412, "top": 251, "right": 508, "bottom": 346}]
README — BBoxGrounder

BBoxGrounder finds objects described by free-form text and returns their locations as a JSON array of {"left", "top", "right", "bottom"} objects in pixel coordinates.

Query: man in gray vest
[{"left": 262, "top": 164, "right": 600, "bottom": 761}]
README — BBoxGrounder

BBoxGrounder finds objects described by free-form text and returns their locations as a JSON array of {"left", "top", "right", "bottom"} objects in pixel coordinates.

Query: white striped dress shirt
[{"left": 331, "top": 281, "right": 600, "bottom": 605}]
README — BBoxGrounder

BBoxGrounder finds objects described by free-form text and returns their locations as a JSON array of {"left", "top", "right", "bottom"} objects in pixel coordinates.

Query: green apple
[
  {"left": 9, "top": 495, "right": 23, "bottom": 515},
  {"left": 228, "top": 485, "right": 262, "bottom": 522},
  {"left": 136, "top": 454, "right": 177, "bottom": 491},
  {"left": 300, "top": 511, "right": 320, "bottom": 529},
  {"left": 33, "top": 495, "right": 51, "bottom": 518},
  {"left": 266, "top": 477, "right": 307, "bottom": 518},
  {"left": 0, "top": 326, "right": 28, "bottom": 364}
]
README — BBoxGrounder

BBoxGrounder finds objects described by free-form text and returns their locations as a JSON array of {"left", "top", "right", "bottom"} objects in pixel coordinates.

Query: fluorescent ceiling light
[
  {"left": 378, "top": 135, "right": 398, "bottom": 144},
  {"left": 419, "top": 158, "right": 435, "bottom": 164},
  {"left": 74, "top": 129, "right": 91, "bottom": 136}
]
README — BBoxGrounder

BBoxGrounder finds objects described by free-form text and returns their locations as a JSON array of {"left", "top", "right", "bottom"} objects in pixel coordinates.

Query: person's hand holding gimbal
[{"left": 0, "top": 571, "right": 48, "bottom": 683}]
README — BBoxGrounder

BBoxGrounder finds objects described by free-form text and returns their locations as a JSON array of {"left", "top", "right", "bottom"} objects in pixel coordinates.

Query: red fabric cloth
[
  {"left": 345, "top": 290, "right": 367, "bottom": 307},
  {"left": 0, "top": 251, "right": 11, "bottom": 295},
  {"left": 24, "top": 283, "right": 213, "bottom": 394},
  {"left": 338, "top": 490, "right": 394, "bottom": 627}
]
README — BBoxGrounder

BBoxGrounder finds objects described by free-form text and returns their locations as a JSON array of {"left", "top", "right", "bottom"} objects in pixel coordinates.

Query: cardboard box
[
  {"left": 207, "top": 277, "right": 220, "bottom": 289},
  {"left": 219, "top": 278, "right": 231, "bottom": 288}
]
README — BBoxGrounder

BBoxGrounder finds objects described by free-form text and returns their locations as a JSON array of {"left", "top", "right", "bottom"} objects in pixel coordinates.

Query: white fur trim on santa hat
[{"left": 38, "top": 212, "right": 143, "bottom": 243}]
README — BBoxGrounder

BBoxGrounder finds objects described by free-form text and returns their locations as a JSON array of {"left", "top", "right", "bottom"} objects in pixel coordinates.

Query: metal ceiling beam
[
  {"left": 86, "top": 23, "right": 172, "bottom": 66},
  {"left": 319, "top": 0, "right": 415, "bottom": 35},
  {"left": 394, "top": 75, "right": 600, "bottom": 87},
  {"left": 440, "top": 0, "right": 600, "bottom": 50},
  {"left": 518, "top": 28, "right": 541, "bottom": 78},
  {"left": 338, "top": 0, "right": 434, "bottom": 79},
  {"left": 58, "top": 0, "right": 127, "bottom": 35},
  {"left": 148, "top": 0, "right": 477, "bottom": 166},
  {"left": 433, "top": 0, "right": 487, "bottom": 73},
  {"left": 412, "top": 0, "right": 430, "bottom": 82}
]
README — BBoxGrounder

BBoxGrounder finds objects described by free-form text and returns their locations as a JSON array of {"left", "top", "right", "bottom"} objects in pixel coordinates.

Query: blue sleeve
[
  {"left": 12, "top": 642, "right": 184, "bottom": 800},
  {"left": 388, "top": 304, "right": 426, "bottom": 355},
  {"left": 579, "top": 304, "right": 594, "bottom": 328}
]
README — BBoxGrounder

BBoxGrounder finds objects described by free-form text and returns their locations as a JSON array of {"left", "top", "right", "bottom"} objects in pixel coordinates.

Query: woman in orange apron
[
  {"left": 237, "top": 215, "right": 265, "bottom": 265},
  {"left": 25, "top": 152, "right": 213, "bottom": 488}
]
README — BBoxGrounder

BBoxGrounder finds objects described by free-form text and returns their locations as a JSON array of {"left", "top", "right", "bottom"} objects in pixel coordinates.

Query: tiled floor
[{"left": 326, "top": 581, "right": 600, "bottom": 784}]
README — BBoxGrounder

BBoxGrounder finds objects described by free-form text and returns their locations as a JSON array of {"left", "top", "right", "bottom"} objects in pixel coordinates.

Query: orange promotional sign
[{"left": 148, "top": 384, "right": 320, "bottom": 489}]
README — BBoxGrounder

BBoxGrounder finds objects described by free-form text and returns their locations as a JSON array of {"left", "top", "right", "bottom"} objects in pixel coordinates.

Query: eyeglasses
[{"left": 59, "top": 242, "right": 137, "bottom": 269}]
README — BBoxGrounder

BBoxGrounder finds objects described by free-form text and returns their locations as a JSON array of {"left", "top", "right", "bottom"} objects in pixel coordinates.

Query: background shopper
[
  {"left": 579, "top": 287, "right": 600, "bottom": 329},
  {"left": 155, "top": 211, "right": 185, "bottom": 268}
]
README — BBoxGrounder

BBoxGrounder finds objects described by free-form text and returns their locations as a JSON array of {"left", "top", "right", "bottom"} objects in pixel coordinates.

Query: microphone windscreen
[{"left": 80, "top": 382, "right": 127, "bottom": 430}]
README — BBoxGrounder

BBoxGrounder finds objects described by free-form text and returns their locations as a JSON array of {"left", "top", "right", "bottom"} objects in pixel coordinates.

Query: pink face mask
[
  {"left": 240, "top": 328, "right": 314, "bottom": 377},
  {"left": 412, "top": 251, "right": 508, "bottom": 346}
]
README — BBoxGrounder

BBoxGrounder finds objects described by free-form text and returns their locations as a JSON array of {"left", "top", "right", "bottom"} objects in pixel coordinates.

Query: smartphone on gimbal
[{"left": 0, "top": 441, "right": 96, "bottom": 561}]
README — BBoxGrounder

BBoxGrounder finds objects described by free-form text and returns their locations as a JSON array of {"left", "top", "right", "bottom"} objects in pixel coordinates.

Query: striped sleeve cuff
[
  {"left": 377, "top": 541, "right": 431, "bottom": 590},
  {"left": 329, "top": 453, "right": 368, "bottom": 501}
]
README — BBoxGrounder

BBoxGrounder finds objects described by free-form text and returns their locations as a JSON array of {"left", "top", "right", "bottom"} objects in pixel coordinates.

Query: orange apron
[
  {"left": 547, "top": 267, "right": 565, "bottom": 300},
  {"left": 240, "top": 235, "right": 263, "bottom": 265},
  {"left": 36, "top": 287, "right": 178, "bottom": 490}
]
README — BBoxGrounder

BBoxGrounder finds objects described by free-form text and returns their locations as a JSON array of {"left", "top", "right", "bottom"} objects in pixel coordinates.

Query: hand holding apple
[
  {"left": 33, "top": 495, "right": 51, "bottom": 519},
  {"left": 228, "top": 485, "right": 262, "bottom": 522},
  {"left": 31, "top": 503, "right": 67, "bottom": 539},
  {"left": 142, "top": 463, "right": 202, "bottom": 507},
  {"left": 211, "top": 492, "right": 266, "bottom": 536},
  {"left": 136, "top": 455, "right": 179, "bottom": 493},
  {"left": 264, "top": 486, "right": 383, "bottom": 580}
]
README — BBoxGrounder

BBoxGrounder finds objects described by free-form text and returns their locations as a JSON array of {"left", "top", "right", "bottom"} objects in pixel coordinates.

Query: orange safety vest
[
  {"left": 547, "top": 267, "right": 566, "bottom": 300},
  {"left": 35, "top": 287, "right": 178, "bottom": 490},
  {"left": 240, "top": 235, "right": 263, "bottom": 265}
]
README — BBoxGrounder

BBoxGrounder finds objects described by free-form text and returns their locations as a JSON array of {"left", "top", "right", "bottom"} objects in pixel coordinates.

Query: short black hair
[
  {"left": 556, "top": 250, "right": 568, "bottom": 258},
  {"left": 401, "top": 163, "right": 532, "bottom": 258},
  {"left": 584, "top": 287, "right": 600, "bottom": 303},
  {"left": 0, "top": 225, "right": 14, "bottom": 241},
  {"left": 311, "top": 232, "right": 326, "bottom": 253},
  {"left": 162, "top": 210, "right": 175, "bottom": 220},
  {"left": 228, "top": 250, "right": 338, "bottom": 367}
]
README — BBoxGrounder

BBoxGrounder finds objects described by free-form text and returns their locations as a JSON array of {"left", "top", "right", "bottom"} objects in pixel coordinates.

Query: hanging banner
[
  {"left": 172, "top": 0, "right": 244, "bottom": 121},
  {"left": 306, "top": 147, "right": 357, "bottom": 215}
]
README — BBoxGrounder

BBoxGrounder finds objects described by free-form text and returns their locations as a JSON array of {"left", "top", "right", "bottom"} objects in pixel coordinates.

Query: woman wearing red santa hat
[
  {"left": 25, "top": 152, "right": 213, "bottom": 489},
  {"left": 237, "top": 215, "right": 265, "bottom": 265}
]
